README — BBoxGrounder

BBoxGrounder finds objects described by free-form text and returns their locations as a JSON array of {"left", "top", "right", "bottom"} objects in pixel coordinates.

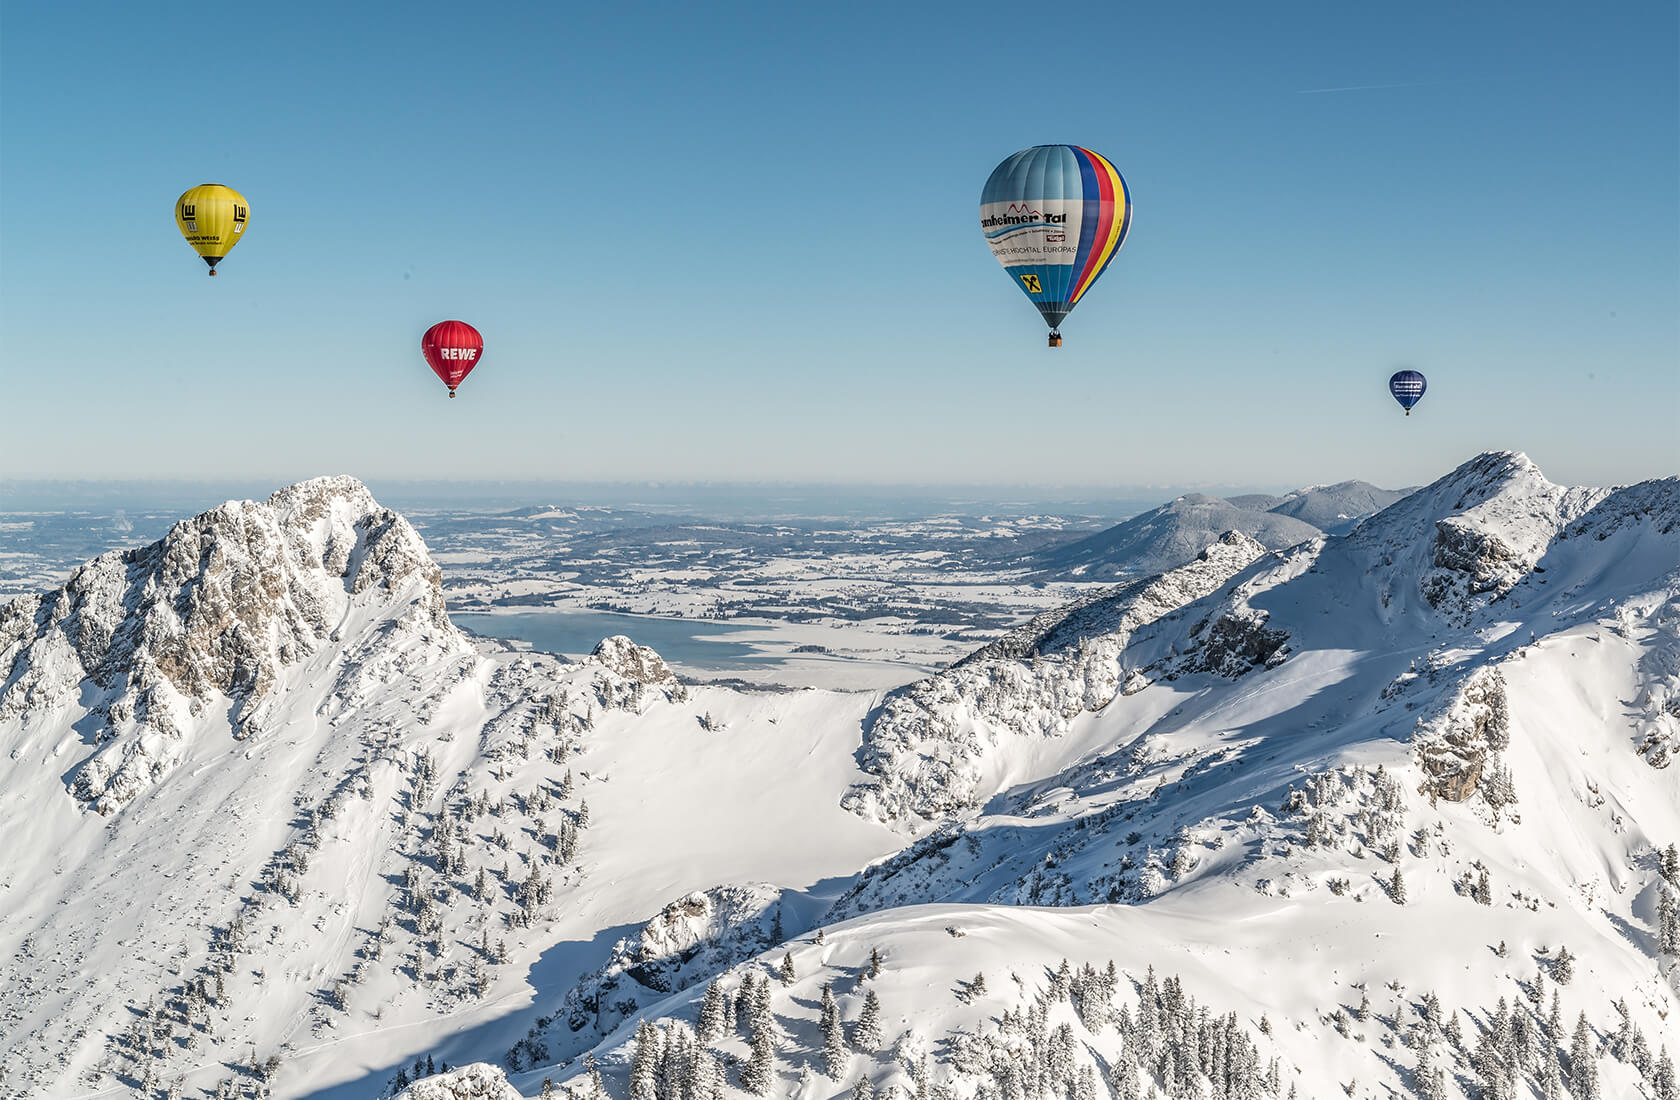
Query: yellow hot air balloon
[{"left": 174, "top": 184, "right": 249, "bottom": 275}]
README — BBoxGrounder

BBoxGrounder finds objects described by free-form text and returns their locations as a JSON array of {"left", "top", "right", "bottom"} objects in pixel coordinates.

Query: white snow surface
[{"left": 2, "top": 454, "right": 1678, "bottom": 1100}]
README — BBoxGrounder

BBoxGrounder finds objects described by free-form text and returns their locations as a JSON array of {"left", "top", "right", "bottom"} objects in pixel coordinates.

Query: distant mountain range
[{"left": 1029, "top": 480, "right": 1412, "bottom": 579}]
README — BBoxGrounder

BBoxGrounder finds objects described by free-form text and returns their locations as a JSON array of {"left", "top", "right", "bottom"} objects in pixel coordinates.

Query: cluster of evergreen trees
[{"left": 947, "top": 962, "right": 1280, "bottom": 1100}]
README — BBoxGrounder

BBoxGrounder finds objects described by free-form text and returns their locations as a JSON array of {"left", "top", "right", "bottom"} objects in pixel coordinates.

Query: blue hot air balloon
[
  {"left": 980, "top": 145, "right": 1132, "bottom": 347},
  {"left": 1389, "top": 370, "right": 1427, "bottom": 415}
]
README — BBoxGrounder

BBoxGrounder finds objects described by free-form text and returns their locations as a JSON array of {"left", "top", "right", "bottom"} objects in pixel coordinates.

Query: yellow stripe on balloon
[{"left": 1070, "top": 150, "right": 1127, "bottom": 305}]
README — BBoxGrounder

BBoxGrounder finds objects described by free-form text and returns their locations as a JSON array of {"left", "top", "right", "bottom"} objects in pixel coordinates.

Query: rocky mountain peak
[{"left": 0, "top": 476, "right": 457, "bottom": 812}]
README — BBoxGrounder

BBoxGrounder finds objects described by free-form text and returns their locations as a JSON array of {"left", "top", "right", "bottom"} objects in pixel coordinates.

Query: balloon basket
[{"left": 1047, "top": 332, "right": 1062, "bottom": 348}]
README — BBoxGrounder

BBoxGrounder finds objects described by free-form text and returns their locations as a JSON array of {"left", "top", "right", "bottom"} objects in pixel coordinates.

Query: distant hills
[{"left": 1029, "top": 479, "right": 1410, "bottom": 579}]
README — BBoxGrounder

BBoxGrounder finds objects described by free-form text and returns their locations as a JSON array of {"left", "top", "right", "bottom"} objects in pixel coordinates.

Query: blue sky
[{"left": 1, "top": 1, "right": 1674, "bottom": 492}]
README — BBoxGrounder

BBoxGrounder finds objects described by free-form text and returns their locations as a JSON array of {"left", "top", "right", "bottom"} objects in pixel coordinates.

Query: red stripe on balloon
[{"left": 1069, "top": 148, "right": 1115, "bottom": 303}]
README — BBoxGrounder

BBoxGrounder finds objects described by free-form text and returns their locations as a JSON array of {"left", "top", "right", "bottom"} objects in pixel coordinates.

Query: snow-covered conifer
[
  {"left": 1662, "top": 843, "right": 1680, "bottom": 886},
  {"left": 1553, "top": 945, "right": 1574, "bottom": 985},
  {"left": 1658, "top": 886, "right": 1679, "bottom": 954},
  {"left": 630, "top": 1020, "right": 660, "bottom": 1100},
  {"left": 853, "top": 1075, "right": 874, "bottom": 1100},
  {"left": 1568, "top": 1013, "right": 1598, "bottom": 1100},
  {"left": 698, "top": 981, "right": 726, "bottom": 1042},
  {"left": 779, "top": 953, "right": 796, "bottom": 984},
  {"left": 854, "top": 988, "right": 882, "bottom": 1052},
  {"left": 742, "top": 1023, "right": 774, "bottom": 1095}
]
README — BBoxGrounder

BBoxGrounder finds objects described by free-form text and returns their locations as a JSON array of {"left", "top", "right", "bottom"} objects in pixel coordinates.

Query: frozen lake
[
  {"left": 453, "top": 611, "right": 770, "bottom": 668},
  {"left": 453, "top": 609, "right": 939, "bottom": 691}
]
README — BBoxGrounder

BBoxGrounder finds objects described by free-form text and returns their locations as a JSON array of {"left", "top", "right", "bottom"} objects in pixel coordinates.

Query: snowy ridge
[
  {"left": 530, "top": 453, "right": 1680, "bottom": 1100},
  {"left": 0, "top": 481, "right": 899, "bottom": 1099},
  {"left": 541, "top": 883, "right": 785, "bottom": 1052},
  {"left": 844, "top": 533, "right": 1271, "bottom": 827},
  {"left": 1030, "top": 496, "right": 1317, "bottom": 581},
  {"left": 4, "top": 454, "right": 1678, "bottom": 1100},
  {"left": 0, "top": 476, "right": 456, "bottom": 812}
]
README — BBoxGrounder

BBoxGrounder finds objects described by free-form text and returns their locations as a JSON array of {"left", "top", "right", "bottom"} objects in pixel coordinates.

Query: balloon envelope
[
  {"left": 175, "top": 184, "right": 249, "bottom": 274},
  {"left": 979, "top": 145, "right": 1131, "bottom": 332},
  {"left": 1389, "top": 370, "right": 1427, "bottom": 412},
  {"left": 422, "top": 321, "right": 484, "bottom": 396}
]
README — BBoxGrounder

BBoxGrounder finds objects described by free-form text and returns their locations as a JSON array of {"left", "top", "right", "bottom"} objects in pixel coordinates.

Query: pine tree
[
  {"left": 969, "top": 971, "right": 987, "bottom": 998},
  {"left": 542, "top": 1078, "right": 556, "bottom": 1100},
  {"left": 853, "top": 1075, "right": 874, "bottom": 1100},
  {"left": 698, "top": 980, "right": 727, "bottom": 1042},
  {"left": 1568, "top": 1013, "right": 1598, "bottom": 1100},
  {"left": 854, "top": 989, "right": 882, "bottom": 1052},
  {"left": 821, "top": 983, "right": 846, "bottom": 1078},
  {"left": 779, "top": 953, "right": 796, "bottom": 984},
  {"left": 1659, "top": 886, "right": 1680, "bottom": 954},
  {"left": 630, "top": 1020, "right": 660, "bottom": 1100},
  {"left": 1539, "top": 1042, "right": 1565, "bottom": 1100},
  {"left": 1663, "top": 843, "right": 1680, "bottom": 886},
  {"left": 1655, "top": 1046, "right": 1676, "bottom": 1100},
  {"left": 1553, "top": 945, "right": 1574, "bottom": 985},
  {"left": 742, "top": 1024, "right": 774, "bottom": 1095},
  {"left": 868, "top": 947, "right": 882, "bottom": 979},
  {"left": 750, "top": 971, "right": 775, "bottom": 1043}
]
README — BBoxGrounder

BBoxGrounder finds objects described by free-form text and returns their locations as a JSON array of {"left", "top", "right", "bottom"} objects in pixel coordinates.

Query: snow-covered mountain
[
  {"left": 1029, "top": 497, "right": 1319, "bottom": 582},
  {"left": 1265, "top": 480, "right": 1412, "bottom": 536},
  {"left": 1029, "top": 481, "right": 1411, "bottom": 582},
  {"left": 3, "top": 455, "right": 1677, "bottom": 1100}
]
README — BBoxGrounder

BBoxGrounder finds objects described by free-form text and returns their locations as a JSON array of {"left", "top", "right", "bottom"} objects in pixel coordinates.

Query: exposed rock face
[
  {"left": 1417, "top": 668, "right": 1511, "bottom": 802},
  {"left": 590, "top": 634, "right": 676, "bottom": 685},
  {"left": 586, "top": 634, "right": 688, "bottom": 710},
  {"left": 393, "top": 1064, "right": 523, "bottom": 1100},
  {"left": 0, "top": 476, "right": 459, "bottom": 813},
  {"left": 1178, "top": 609, "right": 1290, "bottom": 678},
  {"left": 533, "top": 883, "right": 783, "bottom": 1054},
  {"left": 846, "top": 533, "right": 1270, "bottom": 825}
]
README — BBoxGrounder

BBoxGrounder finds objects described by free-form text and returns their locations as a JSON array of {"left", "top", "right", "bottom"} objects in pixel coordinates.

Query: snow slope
[
  {"left": 507, "top": 453, "right": 1680, "bottom": 1100},
  {"left": 0, "top": 480, "right": 900, "bottom": 1099},
  {"left": 5, "top": 454, "right": 1677, "bottom": 1100}
]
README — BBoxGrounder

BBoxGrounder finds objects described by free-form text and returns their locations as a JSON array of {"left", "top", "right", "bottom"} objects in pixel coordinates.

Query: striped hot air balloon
[{"left": 979, "top": 146, "right": 1131, "bottom": 346}]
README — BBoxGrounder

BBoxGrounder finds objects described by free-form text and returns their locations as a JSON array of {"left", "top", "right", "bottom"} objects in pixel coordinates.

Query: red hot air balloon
[{"left": 421, "top": 321, "right": 483, "bottom": 398}]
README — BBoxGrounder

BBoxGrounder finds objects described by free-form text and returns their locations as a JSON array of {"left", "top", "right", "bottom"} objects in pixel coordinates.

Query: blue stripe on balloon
[{"left": 1081, "top": 168, "right": 1132, "bottom": 298}]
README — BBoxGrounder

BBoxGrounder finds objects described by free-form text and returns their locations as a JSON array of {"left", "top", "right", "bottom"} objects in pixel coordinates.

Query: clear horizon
[{"left": 2, "top": 3, "right": 1675, "bottom": 490}]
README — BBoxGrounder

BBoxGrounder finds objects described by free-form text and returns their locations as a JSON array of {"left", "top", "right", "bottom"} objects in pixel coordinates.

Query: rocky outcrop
[
  {"left": 590, "top": 634, "right": 676, "bottom": 685},
  {"left": 524, "top": 883, "right": 783, "bottom": 1059},
  {"left": 0, "top": 476, "right": 461, "bottom": 813},
  {"left": 845, "top": 534, "right": 1270, "bottom": 825},
  {"left": 585, "top": 635, "right": 688, "bottom": 709},
  {"left": 393, "top": 1064, "right": 523, "bottom": 1100},
  {"left": 1416, "top": 668, "right": 1511, "bottom": 803}
]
